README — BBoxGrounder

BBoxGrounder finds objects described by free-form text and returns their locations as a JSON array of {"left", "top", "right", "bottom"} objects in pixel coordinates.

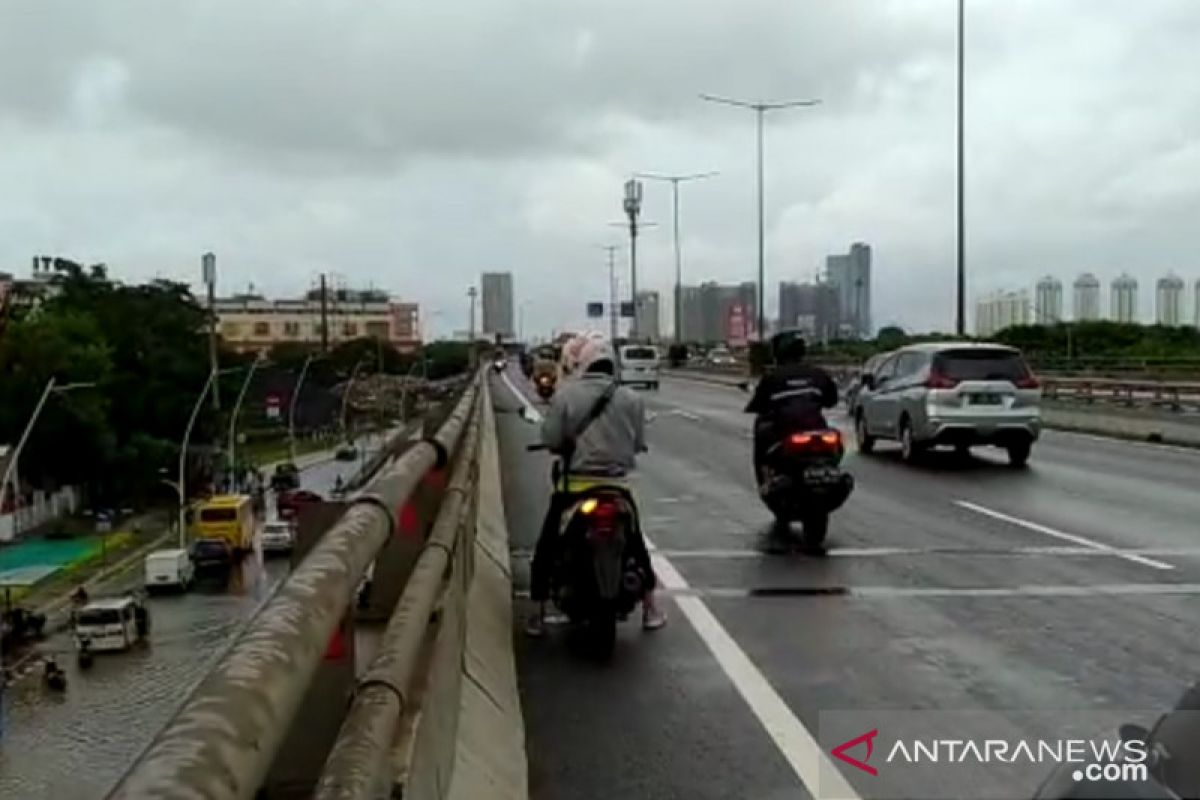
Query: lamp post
[
  {"left": 227, "top": 353, "right": 268, "bottom": 490},
  {"left": 287, "top": 353, "right": 320, "bottom": 462},
  {"left": 700, "top": 93, "right": 820, "bottom": 340},
  {"left": 0, "top": 379, "right": 97, "bottom": 537},
  {"left": 622, "top": 179, "right": 644, "bottom": 339},
  {"left": 178, "top": 367, "right": 228, "bottom": 545},
  {"left": 956, "top": 0, "right": 967, "bottom": 337},
  {"left": 340, "top": 355, "right": 371, "bottom": 442},
  {"left": 202, "top": 252, "right": 220, "bottom": 412},
  {"left": 634, "top": 171, "right": 719, "bottom": 342}
]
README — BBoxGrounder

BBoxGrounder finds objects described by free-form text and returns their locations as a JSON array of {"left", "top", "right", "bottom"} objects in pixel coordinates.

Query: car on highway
[
  {"left": 705, "top": 347, "right": 737, "bottom": 367},
  {"left": 260, "top": 520, "right": 296, "bottom": 555},
  {"left": 845, "top": 351, "right": 894, "bottom": 417},
  {"left": 335, "top": 444, "right": 358, "bottom": 461},
  {"left": 271, "top": 462, "right": 301, "bottom": 492},
  {"left": 73, "top": 596, "right": 149, "bottom": 657},
  {"left": 852, "top": 342, "right": 1042, "bottom": 466},
  {"left": 618, "top": 344, "right": 660, "bottom": 389},
  {"left": 276, "top": 488, "right": 323, "bottom": 519},
  {"left": 191, "top": 537, "right": 235, "bottom": 571}
]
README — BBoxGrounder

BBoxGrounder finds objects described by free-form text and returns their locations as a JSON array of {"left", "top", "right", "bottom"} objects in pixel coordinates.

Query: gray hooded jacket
[{"left": 540, "top": 374, "right": 646, "bottom": 477}]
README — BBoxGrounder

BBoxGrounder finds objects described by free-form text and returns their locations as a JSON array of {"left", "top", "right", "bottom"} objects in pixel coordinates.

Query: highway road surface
[
  {"left": 0, "top": 434, "right": 387, "bottom": 800},
  {"left": 495, "top": 370, "right": 1200, "bottom": 800}
]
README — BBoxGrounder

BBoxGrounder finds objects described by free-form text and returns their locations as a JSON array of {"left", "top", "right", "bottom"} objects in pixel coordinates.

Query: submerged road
[
  {"left": 496, "top": 371, "right": 1200, "bottom": 800},
  {"left": 0, "top": 435, "right": 387, "bottom": 800}
]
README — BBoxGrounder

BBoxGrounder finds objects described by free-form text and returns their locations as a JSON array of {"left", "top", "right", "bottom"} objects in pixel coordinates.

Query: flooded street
[{"left": 0, "top": 442, "right": 386, "bottom": 799}]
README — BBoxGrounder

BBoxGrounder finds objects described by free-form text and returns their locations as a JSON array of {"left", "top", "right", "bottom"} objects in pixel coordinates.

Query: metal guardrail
[
  {"left": 315, "top": 393, "right": 480, "bottom": 798},
  {"left": 107, "top": 376, "right": 482, "bottom": 800}
]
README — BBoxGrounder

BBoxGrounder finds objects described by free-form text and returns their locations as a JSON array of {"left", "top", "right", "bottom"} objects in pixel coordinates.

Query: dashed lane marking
[{"left": 955, "top": 500, "right": 1175, "bottom": 571}]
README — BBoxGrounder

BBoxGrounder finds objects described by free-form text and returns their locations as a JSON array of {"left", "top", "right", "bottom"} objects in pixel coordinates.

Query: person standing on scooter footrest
[
  {"left": 744, "top": 331, "right": 839, "bottom": 486},
  {"left": 526, "top": 334, "right": 666, "bottom": 638}
]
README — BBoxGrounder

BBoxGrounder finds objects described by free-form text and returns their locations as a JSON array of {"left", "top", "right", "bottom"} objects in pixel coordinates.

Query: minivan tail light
[
  {"left": 925, "top": 371, "right": 959, "bottom": 389},
  {"left": 1015, "top": 374, "right": 1040, "bottom": 389}
]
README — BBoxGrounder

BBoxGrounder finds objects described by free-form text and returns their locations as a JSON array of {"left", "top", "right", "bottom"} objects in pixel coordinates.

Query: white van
[
  {"left": 143, "top": 548, "right": 194, "bottom": 592},
  {"left": 619, "top": 345, "right": 660, "bottom": 389},
  {"left": 74, "top": 596, "right": 147, "bottom": 653}
]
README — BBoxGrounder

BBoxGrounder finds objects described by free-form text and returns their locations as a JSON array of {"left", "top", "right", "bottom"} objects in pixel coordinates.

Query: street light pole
[
  {"left": 956, "top": 0, "right": 967, "bottom": 337},
  {"left": 287, "top": 353, "right": 316, "bottom": 462},
  {"left": 227, "top": 355, "right": 267, "bottom": 489},
  {"left": 623, "top": 179, "right": 643, "bottom": 340},
  {"left": 1, "top": 378, "right": 97, "bottom": 533},
  {"left": 178, "top": 367, "right": 221, "bottom": 545},
  {"left": 202, "top": 252, "right": 220, "bottom": 412},
  {"left": 701, "top": 94, "right": 820, "bottom": 340},
  {"left": 635, "top": 171, "right": 719, "bottom": 343},
  {"left": 596, "top": 245, "right": 621, "bottom": 346},
  {"left": 340, "top": 356, "right": 370, "bottom": 441}
]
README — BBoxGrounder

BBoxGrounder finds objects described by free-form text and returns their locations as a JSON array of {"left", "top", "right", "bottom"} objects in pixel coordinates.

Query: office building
[
  {"left": 1156, "top": 274, "right": 1185, "bottom": 326},
  {"left": 1195, "top": 280, "right": 1200, "bottom": 328},
  {"left": 1035, "top": 276, "right": 1064, "bottom": 325},
  {"left": 481, "top": 272, "right": 515, "bottom": 340},
  {"left": 215, "top": 286, "right": 420, "bottom": 354},
  {"left": 825, "top": 242, "right": 872, "bottom": 338},
  {"left": 778, "top": 281, "right": 840, "bottom": 342},
  {"left": 975, "top": 290, "right": 1030, "bottom": 337},
  {"left": 1111, "top": 273, "right": 1138, "bottom": 323},
  {"left": 1073, "top": 273, "right": 1102, "bottom": 321},
  {"left": 634, "top": 290, "right": 660, "bottom": 342},
  {"left": 677, "top": 281, "right": 757, "bottom": 344}
]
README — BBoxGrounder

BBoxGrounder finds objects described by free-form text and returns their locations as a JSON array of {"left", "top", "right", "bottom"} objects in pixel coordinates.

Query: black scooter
[{"left": 756, "top": 426, "right": 854, "bottom": 550}]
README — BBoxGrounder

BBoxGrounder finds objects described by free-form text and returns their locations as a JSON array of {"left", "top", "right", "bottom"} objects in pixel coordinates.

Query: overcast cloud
[{"left": 3, "top": 0, "right": 1199, "bottom": 336}]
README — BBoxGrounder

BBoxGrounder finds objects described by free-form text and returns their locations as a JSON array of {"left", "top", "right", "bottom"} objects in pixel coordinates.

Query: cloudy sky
[{"left": 3, "top": 0, "right": 1199, "bottom": 337}]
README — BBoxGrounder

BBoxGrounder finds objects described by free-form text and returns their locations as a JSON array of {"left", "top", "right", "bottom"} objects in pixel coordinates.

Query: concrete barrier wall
[{"left": 403, "top": 377, "right": 529, "bottom": 800}]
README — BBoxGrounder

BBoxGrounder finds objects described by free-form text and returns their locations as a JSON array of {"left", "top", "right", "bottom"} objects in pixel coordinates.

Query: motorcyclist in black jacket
[{"left": 744, "top": 331, "right": 838, "bottom": 483}]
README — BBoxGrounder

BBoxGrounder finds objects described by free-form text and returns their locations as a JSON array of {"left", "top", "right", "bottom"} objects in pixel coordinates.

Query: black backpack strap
[{"left": 561, "top": 381, "right": 619, "bottom": 476}]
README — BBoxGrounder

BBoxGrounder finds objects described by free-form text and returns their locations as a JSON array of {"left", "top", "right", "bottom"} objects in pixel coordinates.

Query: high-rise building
[
  {"left": 825, "top": 243, "right": 872, "bottom": 338},
  {"left": 635, "top": 290, "right": 660, "bottom": 342},
  {"left": 1111, "top": 273, "right": 1138, "bottom": 323},
  {"left": 677, "top": 281, "right": 756, "bottom": 343},
  {"left": 975, "top": 290, "right": 1030, "bottom": 337},
  {"left": 1156, "top": 274, "right": 1185, "bottom": 326},
  {"left": 481, "top": 272, "right": 514, "bottom": 340},
  {"left": 1195, "top": 279, "right": 1200, "bottom": 329},
  {"left": 1073, "top": 273, "right": 1101, "bottom": 321},
  {"left": 778, "top": 281, "right": 840, "bottom": 342},
  {"left": 1035, "top": 276, "right": 1064, "bottom": 325}
]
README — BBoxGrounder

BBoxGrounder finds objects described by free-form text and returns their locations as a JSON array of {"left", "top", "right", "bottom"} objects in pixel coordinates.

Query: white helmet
[
  {"left": 560, "top": 330, "right": 607, "bottom": 376},
  {"left": 575, "top": 334, "right": 616, "bottom": 375}
]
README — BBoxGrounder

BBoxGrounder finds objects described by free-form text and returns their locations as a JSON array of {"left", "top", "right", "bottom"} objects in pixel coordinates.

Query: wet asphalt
[{"left": 497, "top": 372, "right": 1200, "bottom": 800}]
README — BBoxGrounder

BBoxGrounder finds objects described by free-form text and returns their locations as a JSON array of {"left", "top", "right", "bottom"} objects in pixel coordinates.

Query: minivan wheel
[
  {"left": 1006, "top": 440, "right": 1032, "bottom": 468},
  {"left": 855, "top": 413, "right": 876, "bottom": 454},
  {"left": 899, "top": 419, "right": 921, "bottom": 463}
]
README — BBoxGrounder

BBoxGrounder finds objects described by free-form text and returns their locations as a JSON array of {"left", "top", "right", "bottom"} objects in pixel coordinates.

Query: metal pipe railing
[
  {"left": 106, "top": 377, "right": 480, "bottom": 800},
  {"left": 314, "top": 396, "right": 481, "bottom": 799}
]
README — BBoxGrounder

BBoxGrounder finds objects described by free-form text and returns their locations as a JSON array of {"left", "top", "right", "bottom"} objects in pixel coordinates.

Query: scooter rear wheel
[
  {"left": 586, "top": 606, "right": 617, "bottom": 662},
  {"left": 801, "top": 513, "right": 829, "bottom": 551}
]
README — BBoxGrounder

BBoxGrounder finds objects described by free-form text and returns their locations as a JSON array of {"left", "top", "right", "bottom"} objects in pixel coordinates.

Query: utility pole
[
  {"left": 623, "top": 179, "right": 643, "bottom": 340},
  {"left": 700, "top": 94, "right": 820, "bottom": 340},
  {"left": 635, "top": 171, "right": 719, "bottom": 342},
  {"left": 600, "top": 245, "right": 620, "bottom": 346},
  {"left": 319, "top": 273, "right": 330, "bottom": 353},
  {"left": 955, "top": 0, "right": 967, "bottom": 336},
  {"left": 202, "top": 252, "right": 220, "bottom": 411},
  {"left": 467, "top": 286, "right": 478, "bottom": 366}
]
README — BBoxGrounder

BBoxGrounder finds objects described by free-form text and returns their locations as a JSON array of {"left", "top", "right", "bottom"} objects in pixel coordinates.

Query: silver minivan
[
  {"left": 852, "top": 342, "right": 1042, "bottom": 465},
  {"left": 619, "top": 345, "right": 660, "bottom": 389}
]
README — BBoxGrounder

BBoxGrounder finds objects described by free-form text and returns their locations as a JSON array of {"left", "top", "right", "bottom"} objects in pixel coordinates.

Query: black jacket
[{"left": 744, "top": 363, "right": 838, "bottom": 428}]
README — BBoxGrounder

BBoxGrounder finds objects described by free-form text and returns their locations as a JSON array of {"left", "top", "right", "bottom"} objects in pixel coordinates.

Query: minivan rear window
[
  {"left": 934, "top": 349, "right": 1031, "bottom": 381},
  {"left": 200, "top": 507, "right": 238, "bottom": 523},
  {"left": 623, "top": 347, "right": 657, "bottom": 360},
  {"left": 77, "top": 609, "right": 122, "bottom": 626}
]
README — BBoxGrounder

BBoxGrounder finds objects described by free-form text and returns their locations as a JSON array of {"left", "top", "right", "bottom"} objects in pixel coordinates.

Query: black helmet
[{"left": 771, "top": 330, "right": 807, "bottom": 363}]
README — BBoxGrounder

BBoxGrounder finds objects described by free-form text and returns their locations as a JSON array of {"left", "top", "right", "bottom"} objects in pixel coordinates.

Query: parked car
[
  {"left": 143, "top": 548, "right": 194, "bottom": 592},
  {"left": 335, "top": 444, "right": 358, "bottom": 462},
  {"left": 852, "top": 342, "right": 1042, "bottom": 466},
  {"left": 260, "top": 520, "right": 297, "bottom": 555},
  {"left": 276, "top": 488, "right": 323, "bottom": 519},
  {"left": 73, "top": 595, "right": 149, "bottom": 660},
  {"left": 271, "top": 462, "right": 301, "bottom": 492},
  {"left": 191, "top": 537, "right": 235, "bottom": 571},
  {"left": 618, "top": 345, "right": 660, "bottom": 389}
]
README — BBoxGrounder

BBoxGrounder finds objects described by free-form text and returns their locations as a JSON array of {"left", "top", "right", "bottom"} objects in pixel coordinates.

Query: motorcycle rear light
[
  {"left": 584, "top": 499, "right": 620, "bottom": 536},
  {"left": 788, "top": 431, "right": 842, "bottom": 450},
  {"left": 789, "top": 432, "right": 814, "bottom": 446}
]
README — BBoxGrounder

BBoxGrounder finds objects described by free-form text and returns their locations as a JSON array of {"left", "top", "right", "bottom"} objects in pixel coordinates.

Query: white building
[
  {"left": 975, "top": 290, "right": 1030, "bottom": 337},
  {"left": 1111, "top": 273, "right": 1138, "bottom": 323},
  {"left": 1195, "top": 279, "right": 1200, "bottom": 328},
  {"left": 634, "top": 290, "right": 660, "bottom": 342},
  {"left": 1035, "top": 276, "right": 1064, "bottom": 324},
  {"left": 1156, "top": 274, "right": 1185, "bottom": 326},
  {"left": 1073, "top": 273, "right": 1101, "bottom": 321}
]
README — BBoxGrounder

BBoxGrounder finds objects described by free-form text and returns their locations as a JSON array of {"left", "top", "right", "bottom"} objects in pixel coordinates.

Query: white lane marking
[
  {"left": 955, "top": 500, "right": 1175, "bottom": 571},
  {"left": 647, "top": 533, "right": 862, "bottom": 800},
  {"left": 500, "top": 370, "right": 543, "bottom": 422}
]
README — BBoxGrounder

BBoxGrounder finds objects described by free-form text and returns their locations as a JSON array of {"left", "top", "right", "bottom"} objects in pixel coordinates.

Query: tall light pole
[
  {"left": 595, "top": 245, "right": 621, "bottom": 347},
  {"left": 287, "top": 353, "right": 319, "bottom": 462},
  {"left": 178, "top": 367, "right": 227, "bottom": 545},
  {"left": 227, "top": 354, "right": 267, "bottom": 488},
  {"left": 634, "top": 171, "right": 719, "bottom": 342},
  {"left": 701, "top": 94, "right": 820, "bottom": 340},
  {"left": 955, "top": 0, "right": 967, "bottom": 336},
  {"left": 623, "top": 179, "right": 643, "bottom": 339},
  {"left": 0, "top": 379, "right": 96, "bottom": 536},
  {"left": 340, "top": 355, "right": 371, "bottom": 441},
  {"left": 607, "top": 221, "right": 658, "bottom": 341},
  {"left": 518, "top": 301, "right": 532, "bottom": 342},
  {"left": 202, "top": 252, "right": 220, "bottom": 412}
]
